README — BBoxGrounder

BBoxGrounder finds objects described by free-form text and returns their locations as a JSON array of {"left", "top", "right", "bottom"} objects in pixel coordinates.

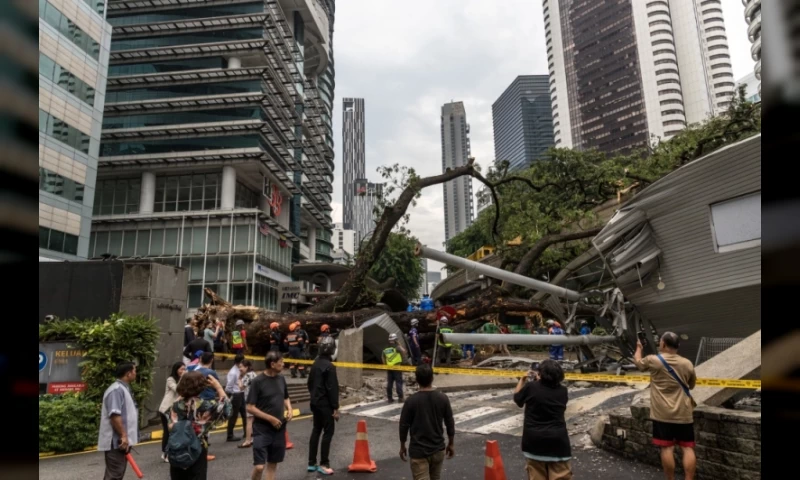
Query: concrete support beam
[
  {"left": 307, "top": 227, "right": 317, "bottom": 262},
  {"left": 221, "top": 166, "right": 236, "bottom": 210},
  {"left": 139, "top": 171, "right": 156, "bottom": 214},
  {"left": 693, "top": 329, "right": 761, "bottom": 407},
  {"left": 228, "top": 57, "right": 242, "bottom": 69}
]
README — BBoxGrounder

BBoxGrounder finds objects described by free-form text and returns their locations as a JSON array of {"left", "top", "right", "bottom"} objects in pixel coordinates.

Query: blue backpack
[{"left": 166, "top": 418, "right": 202, "bottom": 469}]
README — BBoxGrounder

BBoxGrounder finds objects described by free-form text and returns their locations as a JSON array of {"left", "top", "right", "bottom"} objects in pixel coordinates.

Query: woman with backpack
[
  {"left": 158, "top": 362, "right": 186, "bottom": 462},
  {"left": 237, "top": 359, "right": 258, "bottom": 448},
  {"left": 167, "top": 371, "right": 231, "bottom": 480}
]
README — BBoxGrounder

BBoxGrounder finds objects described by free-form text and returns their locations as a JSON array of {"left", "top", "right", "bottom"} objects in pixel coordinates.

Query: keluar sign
[{"left": 39, "top": 342, "right": 87, "bottom": 395}]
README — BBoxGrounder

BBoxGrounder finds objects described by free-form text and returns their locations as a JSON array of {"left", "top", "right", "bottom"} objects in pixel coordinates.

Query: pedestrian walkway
[{"left": 343, "top": 385, "right": 639, "bottom": 437}]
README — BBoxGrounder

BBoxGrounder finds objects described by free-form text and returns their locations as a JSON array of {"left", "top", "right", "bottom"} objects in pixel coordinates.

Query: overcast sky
[{"left": 328, "top": 0, "right": 756, "bottom": 278}]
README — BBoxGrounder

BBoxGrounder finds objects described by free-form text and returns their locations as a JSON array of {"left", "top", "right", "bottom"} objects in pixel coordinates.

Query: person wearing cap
[
  {"left": 269, "top": 322, "right": 282, "bottom": 353},
  {"left": 407, "top": 319, "right": 421, "bottom": 366},
  {"left": 231, "top": 319, "right": 248, "bottom": 356},
  {"left": 436, "top": 317, "right": 454, "bottom": 367},
  {"left": 183, "top": 334, "right": 212, "bottom": 366},
  {"left": 546, "top": 320, "right": 565, "bottom": 361},
  {"left": 383, "top": 333, "right": 407, "bottom": 403},
  {"left": 284, "top": 322, "right": 305, "bottom": 378},
  {"left": 318, "top": 324, "right": 331, "bottom": 340}
]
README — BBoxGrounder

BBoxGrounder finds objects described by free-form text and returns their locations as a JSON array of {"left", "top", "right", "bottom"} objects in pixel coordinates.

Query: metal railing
[{"left": 695, "top": 337, "right": 745, "bottom": 365}]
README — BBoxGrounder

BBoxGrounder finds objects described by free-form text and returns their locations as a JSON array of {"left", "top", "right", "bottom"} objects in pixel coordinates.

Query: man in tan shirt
[{"left": 635, "top": 332, "right": 697, "bottom": 480}]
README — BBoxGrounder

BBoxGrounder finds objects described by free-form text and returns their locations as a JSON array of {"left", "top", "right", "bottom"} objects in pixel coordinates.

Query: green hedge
[
  {"left": 39, "top": 394, "right": 100, "bottom": 453},
  {"left": 39, "top": 313, "right": 159, "bottom": 453}
]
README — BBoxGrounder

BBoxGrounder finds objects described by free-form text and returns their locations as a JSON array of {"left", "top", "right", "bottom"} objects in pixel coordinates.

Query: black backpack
[{"left": 166, "top": 406, "right": 202, "bottom": 469}]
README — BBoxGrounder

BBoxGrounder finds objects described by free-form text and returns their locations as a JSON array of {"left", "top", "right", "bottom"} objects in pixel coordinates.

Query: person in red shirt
[{"left": 231, "top": 320, "right": 248, "bottom": 355}]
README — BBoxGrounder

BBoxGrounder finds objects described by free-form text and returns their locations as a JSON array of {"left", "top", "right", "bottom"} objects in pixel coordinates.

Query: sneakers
[
  {"left": 308, "top": 465, "right": 318, "bottom": 472},
  {"left": 161, "top": 453, "right": 169, "bottom": 463},
  {"left": 316, "top": 466, "right": 335, "bottom": 475}
]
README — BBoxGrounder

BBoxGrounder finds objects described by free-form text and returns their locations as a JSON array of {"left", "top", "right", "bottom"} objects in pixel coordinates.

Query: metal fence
[{"left": 695, "top": 337, "right": 745, "bottom": 365}]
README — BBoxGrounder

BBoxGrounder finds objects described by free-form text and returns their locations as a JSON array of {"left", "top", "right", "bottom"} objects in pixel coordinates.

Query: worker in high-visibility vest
[
  {"left": 231, "top": 319, "right": 248, "bottom": 355},
  {"left": 284, "top": 322, "right": 306, "bottom": 378},
  {"left": 382, "top": 333, "right": 407, "bottom": 403},
  {"left": 268, "top": 322, "right": 282, "bottom": 353},
  {"left": 437, "top": 316, "right": 454, "bottom": 366}
]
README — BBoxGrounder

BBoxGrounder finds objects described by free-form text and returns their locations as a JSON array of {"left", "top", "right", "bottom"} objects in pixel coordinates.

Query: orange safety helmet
[
  {"left": 320, "top": 324, "right": 330, "bottom": 333},
  {"left": 289, "top": 322, "right": 298, "bottom": 332},
  {"left": 270, "top": 322, "right": 279, "bottom": 330}
]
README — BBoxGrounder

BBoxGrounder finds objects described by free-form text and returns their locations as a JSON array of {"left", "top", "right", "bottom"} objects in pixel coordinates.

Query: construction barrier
[{"left": 216, "top": 353, "right": 761, "bottom": 389}]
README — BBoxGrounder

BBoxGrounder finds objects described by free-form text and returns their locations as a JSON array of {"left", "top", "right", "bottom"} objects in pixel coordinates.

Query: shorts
[
  {"left": 652, "top": 420, "right": 695, "bottom": 448},
  {"left": 253, "top": 429, "right": 286, "bottom": 465}
]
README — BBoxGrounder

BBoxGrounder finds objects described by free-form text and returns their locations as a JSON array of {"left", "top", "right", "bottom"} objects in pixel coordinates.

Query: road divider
[{"left": 215, "top": 353, "right": 761, "bottom": 389}]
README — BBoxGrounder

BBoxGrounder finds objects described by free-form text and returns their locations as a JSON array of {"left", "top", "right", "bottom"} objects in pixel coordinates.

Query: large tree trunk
[{"left": 195, "top": 288, "right": 548, "bottom": 351}]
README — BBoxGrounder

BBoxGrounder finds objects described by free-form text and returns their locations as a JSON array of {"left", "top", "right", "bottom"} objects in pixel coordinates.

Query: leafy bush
[
  {"left": 592, "top": 326, "right": 608, "bottom": 336},
  {"left": 39, "top": 314, "right": 159, "bottom": 453},
  {"left": 39, "top": 394, "right": 99, "bottom": 453},
  {"left": 39, "top": 313, "right": 159, "bottom": 407}
]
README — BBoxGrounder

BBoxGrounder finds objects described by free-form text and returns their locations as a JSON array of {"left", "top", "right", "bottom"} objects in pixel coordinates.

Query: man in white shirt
[
  {"left": 98, "top": 362, "right": 138, "bottom": 480},
  {"left": 226, "top": 353, "right": 247, "bottom": 442}
]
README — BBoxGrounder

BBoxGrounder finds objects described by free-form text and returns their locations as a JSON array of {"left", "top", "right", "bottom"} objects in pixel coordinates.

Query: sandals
[{"left": 238, "top": 441, "right": 253, "bottom": 448}]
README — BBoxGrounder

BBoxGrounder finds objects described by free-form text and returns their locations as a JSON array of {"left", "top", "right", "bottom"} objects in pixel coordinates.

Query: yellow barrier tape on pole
[{"left": 214, "top": 353, "right": 760, "bottom": 389}]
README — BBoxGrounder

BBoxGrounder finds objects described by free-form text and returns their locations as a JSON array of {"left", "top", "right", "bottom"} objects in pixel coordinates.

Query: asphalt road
[{"left": 38, "top": 414, "right": 664, "bottom": 479}]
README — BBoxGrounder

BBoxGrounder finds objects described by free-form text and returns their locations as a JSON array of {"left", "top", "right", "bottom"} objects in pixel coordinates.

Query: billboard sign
[
  {"left": 39, "top": 342, "right": 86, "bottom": 394},
  {"left": 278, "top": 281, "right": 305, "bottom": 311}
]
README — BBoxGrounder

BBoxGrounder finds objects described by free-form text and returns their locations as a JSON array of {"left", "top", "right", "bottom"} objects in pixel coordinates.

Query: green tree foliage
[
  {"left": 368, "top": 232, "right": 425, "bottom": 300},
  {"left": 447, "top": 87, "right": 760, "bottom": 280}
]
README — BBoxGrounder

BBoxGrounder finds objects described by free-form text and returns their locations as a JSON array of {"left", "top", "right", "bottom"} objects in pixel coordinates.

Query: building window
[
  {"left": 39, "top": 110, "right": 91, "bottom": 154},
  {"left": 39, "top": 226, "right": 79, "bottom": 255},
  {"left": 94, "top": 178, "right": 141, "bottom": 215},
  {"left": 39, "top": 0, "right": 100, "bottom": 60},
  {"left": 709, "top": 192, "right": 761, "bottom": 253},
  {"left": 40, "top": 168, "right": 85, "bottom": 203},
  {"left": 153, "top": 173, "right": 220, "bottom": 213},
  {"left": 39, "top": 54, "right": 96, "bottom": 107}
]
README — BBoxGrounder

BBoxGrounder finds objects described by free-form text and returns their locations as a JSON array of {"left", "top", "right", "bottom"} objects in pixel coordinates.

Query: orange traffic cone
[
  {"left": 285, "top": 428, "right": 294, "bottom": 450},
  {"left": 484, "top": 440, "right": 507, "bottom": 480},
  {"left": 347, "top": 419, "right": 377, "bottom": 472}
]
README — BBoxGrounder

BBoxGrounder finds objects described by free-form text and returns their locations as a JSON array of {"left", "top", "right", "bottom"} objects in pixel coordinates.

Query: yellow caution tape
[{"left": 215, "top": 352, "right": 760, "bottom": 389}]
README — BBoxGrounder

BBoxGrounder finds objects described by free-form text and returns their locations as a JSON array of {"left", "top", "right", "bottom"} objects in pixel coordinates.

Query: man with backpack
[
  {"left": 635, "top": 332, "right": 697, "bottom": 480},
  {"left": 231, "top": 319, "right": 248, "bottom": 355}
]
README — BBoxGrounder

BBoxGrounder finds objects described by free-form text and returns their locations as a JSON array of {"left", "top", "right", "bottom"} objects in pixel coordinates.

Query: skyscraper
[
  {"left": 743, "top": 0, "right": 761, "bottom": 94},
  {"left": 342, "top": 97, "right": 365, "bottom": 230},
  {"left": 544, "top": 0, "right": 736, "bottom": 154},
  {"left": 89, "top": 0, "right": 334, "bottom": 310},
  {"left": 352, "top": 179, "right": 382, "bottom": 250},
  {"left": 492, "top": 75, "right": 554, "bottom": 172},
  {"left": 441, "top": 101, "right": 474, "bottom": 243},
  {"left": 39, "top": 0, "right": 112, "bottom": 261}
]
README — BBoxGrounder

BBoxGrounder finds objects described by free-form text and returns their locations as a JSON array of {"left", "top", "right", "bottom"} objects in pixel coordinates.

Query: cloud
[{"left": 330, "top": 0, "right": 755, "bottom": 278}]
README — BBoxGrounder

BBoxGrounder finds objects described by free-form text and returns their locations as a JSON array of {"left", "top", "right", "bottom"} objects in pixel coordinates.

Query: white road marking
[
  {"left": 357, "top": 403, "right": 406, "bottom": 417},
  {"left": 472, "top": 414, "right": 526, "bottom": 435},
  {"left": 452, "top": 406, "right": 505, "bottom": 423}
]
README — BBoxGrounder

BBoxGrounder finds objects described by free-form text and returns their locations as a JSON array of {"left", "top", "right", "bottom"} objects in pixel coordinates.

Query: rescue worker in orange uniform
[
  {"left": 268, "top": 322, "right": 282, "bottom": 353},
  {"left": 285, "top": 321, "right": 306, "bottom": 378}
]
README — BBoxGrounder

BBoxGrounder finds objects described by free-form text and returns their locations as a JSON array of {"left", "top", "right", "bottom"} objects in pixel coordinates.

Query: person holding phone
[{"left": 513, "top": 360, "right": 572, "bottom": 480}]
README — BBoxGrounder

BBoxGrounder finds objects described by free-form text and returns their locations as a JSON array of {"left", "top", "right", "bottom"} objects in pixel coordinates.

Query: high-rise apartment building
[
  {"left": 352, "top": 179, "right": 382, "bottom": 249},
  {"left": 342, "top": 97, "right": 365, "bottom": 230},
  {"left": 492, "top": 75, "right": 555, "bottom": 172},
  {"left": 441, "top": 102, "right": 474, "bottom": 243},
  {"left": 332, "top": 222, "right": 356, "bottom": 264},
  {"left": 743, "top": 0, "right": 761, "bottom": 93},
  {"left": 544, "top": 0, "right": 736, "bottom": 154},
  {"left": 89, "top": 0, "right": 334, "bottom": 310},
  {"left": 39, "top": 0, "right": 112, "bottom": 261}
]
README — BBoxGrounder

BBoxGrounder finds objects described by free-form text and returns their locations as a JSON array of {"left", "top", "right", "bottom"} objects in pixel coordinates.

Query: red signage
[
  {"left": 47, "top": 382, "right": 87, "bottom": 394},
  {"left": 268, "top": 185, "right": 283, "bottom": 217}
]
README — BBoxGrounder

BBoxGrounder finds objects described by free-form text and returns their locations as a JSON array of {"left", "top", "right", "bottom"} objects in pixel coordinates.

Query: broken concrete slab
[
  {"left": 337, "top": 328, "right": 363, "bottom": 390},
  {"left": 694, "top": 330, "right": 761, "bottom": 407}
]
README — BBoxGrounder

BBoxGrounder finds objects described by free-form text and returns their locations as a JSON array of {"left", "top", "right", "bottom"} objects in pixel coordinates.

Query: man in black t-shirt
[
  {"left": 399, "top": 364, "right": 455, "bottom": 479},
  {"left": 247, "top": 351, "right": 292, "bottom": 480}
]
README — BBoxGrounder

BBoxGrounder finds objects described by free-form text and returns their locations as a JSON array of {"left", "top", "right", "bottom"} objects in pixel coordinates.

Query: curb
[{"left": 40, "top": 408, "right": 307, "bottom": 458}]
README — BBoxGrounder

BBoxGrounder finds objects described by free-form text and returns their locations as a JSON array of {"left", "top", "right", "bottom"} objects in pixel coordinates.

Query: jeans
[
  {"left": 410, "top": 450, "right": 445, "bottom": 480},
  {"left": 387, "top": 370, "right": 404, "bottom": 400},
  {"left": 227, "top": 392, "right": 247, "bottom": 439},
  {"left": 438, "top": 346, "right": 452, "bottom": 366},
  {"left": 169, "top": 447, "right": 208, "bottom": 480},
  {"left": 409, "top": 345, "right": 422, "bottom": 365},
  {"left": 308, "top": 405, "right": 335, "bottom": 467},
  {"left": 160, "top": 412, "right": 170, "bottom": 453}
]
